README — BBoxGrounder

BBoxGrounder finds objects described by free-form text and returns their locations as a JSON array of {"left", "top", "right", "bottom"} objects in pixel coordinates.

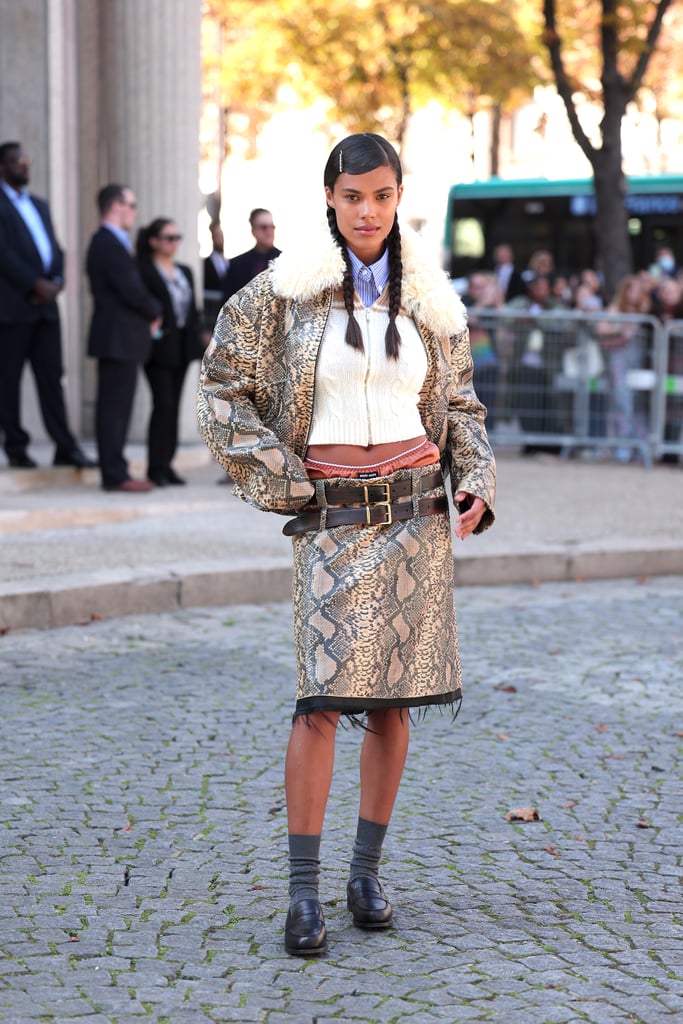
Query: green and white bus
[{"left": 443, "top": 175, "right": 683, "bottom": 278}]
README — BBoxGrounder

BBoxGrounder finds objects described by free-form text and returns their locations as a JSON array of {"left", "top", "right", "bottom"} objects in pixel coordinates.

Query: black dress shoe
[
  {"left": 347, "top": 877, "right": 393, "bottom": 929},
  {"left": 7, "top": 453, "right": 38, "bottom": 468},
  {"left": 284, "top": 899, "right": 327, "bottom": 956},
  {"left": 164, "top": 468, "right": 186, "bottom": 485},
  {"left": 53, "top": 449, "right": 98, "bottom": 468}
]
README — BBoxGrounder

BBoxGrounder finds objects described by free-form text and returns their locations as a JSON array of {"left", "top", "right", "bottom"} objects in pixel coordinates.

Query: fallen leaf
[
  {"left": 636, "top": 820, "right": 652, "bottom": 829},
  {"left": 563, "top": 800, "right": 577, "bottom": 809},
  {"left": 119, "top": 824, "right": 133, "bottom": 832},
  {"left": 544, "top": 845, "right": 560, "bottom": 856},
  {"left": 494, "top": 684, "right": 518, "bottom": 693},
  {"left": 595, "top": 723, "right": 609, "bottom": 732},
  {"left": 505, "top": 807, "right": 541, "bottom": 823}
]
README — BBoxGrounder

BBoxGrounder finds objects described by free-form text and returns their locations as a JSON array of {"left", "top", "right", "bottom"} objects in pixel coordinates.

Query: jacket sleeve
[
  {"left": 445, "top": 327, "right": 496, "bottom": 533},
  {"left": 196, "top": 277, "right": 315, "bottom": 514},
  {"left": 100, "top": 237, "right": 161, "bottom": 321}
]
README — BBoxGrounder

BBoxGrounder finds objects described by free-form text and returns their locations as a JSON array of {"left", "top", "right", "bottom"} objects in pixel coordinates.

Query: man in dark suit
[
  {"left": 202, "top": 219, "right": 229, "bottom": 333},
  {"left": 85, "top": 184, "right": 162, "bottom": 492},
  {"left": 223, "top": 208, "right": 280, "bottom": 299},
  {"left": 0, "top": 141, "right": 96, "bottom": 468},
  {"left": 492, "top": 243, "right": 526, "bottom": 302},
  {"left": 203, "top": 220, "right": 229, "bottom": 293}
]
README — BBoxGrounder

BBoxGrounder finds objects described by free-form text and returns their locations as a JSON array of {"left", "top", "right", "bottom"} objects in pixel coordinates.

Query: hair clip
[{"left": 339, "top": 150, "right": 343, "bottom": 173}]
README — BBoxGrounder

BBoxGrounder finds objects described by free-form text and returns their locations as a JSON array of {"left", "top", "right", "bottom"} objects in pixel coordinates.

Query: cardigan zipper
[{"left": 363, "top": 307, "right": 373, "bottom": 445}]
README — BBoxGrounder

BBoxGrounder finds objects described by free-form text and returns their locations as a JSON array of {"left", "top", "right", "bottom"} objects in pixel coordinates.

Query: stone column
[
  {"left": 0, "top": 0, "right": 85, "bottom": 446},
  {"left": 48, "top": 0, "right": 82, "bottom": 433},
  {"left": 92, "top": 0, "right": 203, "bottom": 442}
]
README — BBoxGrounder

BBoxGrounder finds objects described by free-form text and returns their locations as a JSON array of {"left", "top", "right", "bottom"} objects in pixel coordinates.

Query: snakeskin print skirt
[{"left": 290, "top": 463, "right": 461, "bottom": 719}]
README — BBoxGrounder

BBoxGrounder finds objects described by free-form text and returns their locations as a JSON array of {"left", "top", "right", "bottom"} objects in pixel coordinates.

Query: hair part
[{"left": 324, "top": 133, "right": 403, "bottom": 360}]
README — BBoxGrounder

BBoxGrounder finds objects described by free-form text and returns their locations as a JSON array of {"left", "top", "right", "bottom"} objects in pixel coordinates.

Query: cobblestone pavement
[{"left": 0, "top": 576, "right": 681, "bottom": 1023}]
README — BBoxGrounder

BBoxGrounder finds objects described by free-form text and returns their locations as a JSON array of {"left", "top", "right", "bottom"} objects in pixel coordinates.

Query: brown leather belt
[
  {"left": 322, "top": 469, "right": 443, "bottom": 507},
  {"left": 283, "top": 495, "right": 448, "bottom": 537}
]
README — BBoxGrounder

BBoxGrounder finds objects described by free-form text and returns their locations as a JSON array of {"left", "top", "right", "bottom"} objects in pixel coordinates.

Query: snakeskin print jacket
[{"left": 196, "top": 223, "right": 496, "bottom": 532}]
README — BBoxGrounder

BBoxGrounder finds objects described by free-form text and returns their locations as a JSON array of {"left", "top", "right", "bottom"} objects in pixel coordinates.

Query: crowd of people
[{"left": 458, "top": 243, "right": 683, "bottom": 462}]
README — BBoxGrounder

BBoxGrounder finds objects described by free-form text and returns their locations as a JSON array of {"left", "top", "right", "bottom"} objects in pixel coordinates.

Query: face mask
[{"left": 658, "top": 254, "right": 675, "bottom": 273}]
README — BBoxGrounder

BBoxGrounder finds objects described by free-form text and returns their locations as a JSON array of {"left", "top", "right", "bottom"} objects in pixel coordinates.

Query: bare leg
[
  {"left": 358, "top": 708, "right": 410, "bottom": 824},
  {"left": 285, "top": 711, "right": 340, "bottom": 834}
]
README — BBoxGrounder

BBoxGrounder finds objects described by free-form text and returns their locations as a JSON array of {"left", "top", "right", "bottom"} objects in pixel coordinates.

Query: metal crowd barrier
[
  {"left": 654, "top": 319, "right": 683, "bottom": 463},
  {"left": 466, "top": 308, "right": 677, "bottom": 466}
]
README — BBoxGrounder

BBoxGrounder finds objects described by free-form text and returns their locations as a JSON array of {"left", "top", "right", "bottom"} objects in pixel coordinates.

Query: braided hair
[{"left": 324, "top": 133, "right": 403, "bottom": 360}]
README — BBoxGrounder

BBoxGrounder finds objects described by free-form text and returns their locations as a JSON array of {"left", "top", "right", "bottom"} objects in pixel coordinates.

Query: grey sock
[
  {"left": 288, "top": 833, "right": 321, "bottom": 905},
  {"left": 349, "top": 817, "right": 388, "bottom": 882}
]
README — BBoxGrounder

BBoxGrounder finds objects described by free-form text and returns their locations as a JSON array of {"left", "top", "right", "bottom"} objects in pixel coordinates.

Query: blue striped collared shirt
[{"left": 347, "top": 248, "right": 390, "bottom": 308}]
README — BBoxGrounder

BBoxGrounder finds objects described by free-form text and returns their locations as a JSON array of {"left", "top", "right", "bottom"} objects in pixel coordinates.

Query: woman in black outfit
[{"left": 136, "top": 218, "right": 204, "bottom": 485}]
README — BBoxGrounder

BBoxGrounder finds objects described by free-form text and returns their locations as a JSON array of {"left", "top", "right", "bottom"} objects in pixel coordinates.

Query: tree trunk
[
  {"left": 542, "top": 0, "right": 673, "bottom": 301},
  {"left": 490, "top": 102, "right": 501, "bottom": 177},
  {"left": 592, "top": 159, "right": 632, "bottom": 301}
]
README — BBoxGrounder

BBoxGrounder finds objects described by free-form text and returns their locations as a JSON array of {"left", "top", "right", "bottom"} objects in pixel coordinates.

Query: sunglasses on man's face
[{"left": 160, "top": 234, "right": 182, "bottom": 242}]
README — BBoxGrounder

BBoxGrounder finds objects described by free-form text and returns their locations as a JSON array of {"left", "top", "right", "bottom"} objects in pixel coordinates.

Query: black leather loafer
[
  {"left": 53, "top": 449, "right": 98, "bottom": 468},
  {"left": 165, "top": 469, "right": 186, "bottom": 485},
  {"left": 347, "top": 876, "right": 393, "bottom": 929},
  {"left": 284, "top": 898, "right": 327, "bottom": 956}
]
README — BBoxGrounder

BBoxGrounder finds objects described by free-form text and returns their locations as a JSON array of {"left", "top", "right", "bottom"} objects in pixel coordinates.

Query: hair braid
[
  {"left": 326, "top": 207, "right": 364, "bottom": 352},
  {"left": 385, "top": 218, "right": 403, "bottom": 360}
]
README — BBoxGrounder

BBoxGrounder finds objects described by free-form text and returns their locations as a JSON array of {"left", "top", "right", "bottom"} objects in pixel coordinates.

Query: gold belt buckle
[{"left": 363, "top": 482, "right": 393, "bottom": 526}]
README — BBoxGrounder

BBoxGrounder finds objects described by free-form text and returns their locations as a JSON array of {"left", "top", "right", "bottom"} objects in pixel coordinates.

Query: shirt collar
[
  {"left": 102, "top": 221, "right": 133, "bottom": 253},
  {"left": 1, "top": 181, "right": 25, "bottom": 201},
  {"left": 347, "top": 247, "right": 390, "bottom": 296}
]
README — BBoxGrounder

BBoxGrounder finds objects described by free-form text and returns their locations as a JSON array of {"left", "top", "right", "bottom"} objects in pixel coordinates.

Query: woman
[
  {"left": 137, "top": 219, "right": 204, "bottom": 485},
  {"left": 197, "top": 134, "right": 496, "bottom": 956},
  {"left": 597, "top": 273, "right": 651, "bottom": 463}
]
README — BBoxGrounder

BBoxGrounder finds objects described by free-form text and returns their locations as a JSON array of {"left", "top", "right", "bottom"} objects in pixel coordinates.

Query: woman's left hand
[{"left": 454, "top": 491, "right": 486, "bottom": 540}]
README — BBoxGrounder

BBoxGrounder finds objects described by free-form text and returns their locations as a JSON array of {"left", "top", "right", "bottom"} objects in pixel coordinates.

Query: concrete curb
[{"left": 2, "top": 544, "right": 682, "bottom": 632}]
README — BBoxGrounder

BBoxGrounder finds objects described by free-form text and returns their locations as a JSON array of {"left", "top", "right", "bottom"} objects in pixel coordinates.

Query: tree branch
[
  {"left": 542, "top": 0, "right": 596, "bottom": 163},
  {"left": 629, "top": 0, "right": 675, "bottom": 96}
]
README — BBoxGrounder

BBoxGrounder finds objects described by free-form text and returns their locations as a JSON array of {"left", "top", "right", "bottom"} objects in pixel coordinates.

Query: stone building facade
[{"left": 0, "top": 0, "right": 202, "bottom": 444}]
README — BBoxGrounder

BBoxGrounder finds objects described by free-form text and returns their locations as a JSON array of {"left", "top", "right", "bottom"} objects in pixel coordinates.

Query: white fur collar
[{"left": 271, "top": 222, "right": 467, "bottom": 337}]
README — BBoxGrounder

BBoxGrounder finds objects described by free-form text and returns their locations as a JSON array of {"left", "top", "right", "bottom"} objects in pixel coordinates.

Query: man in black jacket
[
  {"left": 0, "top": 141, "right": 96, "bottom": 468},
  {"left": 85, "top": 184, "right": 162, "bottom": 491},
  {"left": 223, "top": 208, "right": 280, "bottom": 299}
]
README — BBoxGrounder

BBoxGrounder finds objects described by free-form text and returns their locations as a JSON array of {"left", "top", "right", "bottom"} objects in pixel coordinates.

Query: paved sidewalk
[
  {"left": 1, "top": 445, "right": 682, "bottom": 632},
  {"left": 0, "top": 576, "right": 681, "bottom": 1022}
]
